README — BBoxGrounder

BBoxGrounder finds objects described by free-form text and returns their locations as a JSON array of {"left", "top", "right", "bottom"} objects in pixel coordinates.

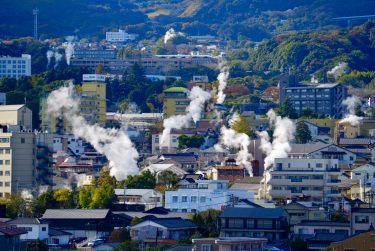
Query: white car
[{"left": 87, "top": 239, "right": 105, "bottom": 247}]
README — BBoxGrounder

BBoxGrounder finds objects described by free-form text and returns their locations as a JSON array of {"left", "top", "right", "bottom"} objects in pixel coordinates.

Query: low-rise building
[
  {"left": 165, "top": 180, "right": 253, "bottom": 213},
  {"left": 330, "top": 229, "right": 375, "bottom": 251},
  {"left": 350, "top": 208, "right": 375, "bottom": 234},
  {"left": 0, "top": 221, "right": 27, "bottom": 251},
  {"left": 219, "top": 207, "right": 289, "bottom": 241},
  {"left": 207, "top": 158, "right": 248, "bottom": 182},
  {"left": 7, "top": 218, "right": 49, "bottom": 241},
  {"left": 294, "top": 220, "right": 350, "bottom": 236},
  {"left": 106, "top": 29, "right": 136, "bottom": 42},
  {"left": 0, "top": 105, "right": 32, "bottom": 130},
  {"left": 114, "top": 189, "right": 163, "bottom": 211},
  {"left": 192, "top": 237, "right": 268, "bottom": 251},
  {"left": 282, "top": 201, "right": 327, "bottom": 228}
]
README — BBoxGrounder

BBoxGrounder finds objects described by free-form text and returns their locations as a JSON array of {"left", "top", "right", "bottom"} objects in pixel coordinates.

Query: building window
[
  {"left": 181, "top": 196, "right": 187, "bottom": 202},
  {"left": 355, "top": 215, "right": 369, "bottom": 223},
  {"left": 21, "top": 138, "right": 25, "bottom": 144},
  {"left": 0, "top": 160, "right": 3, "bottom": 165},
  {"left": 4, "top": 171, "right": 9, "bottom": 176},
  {"left": 314, "top": 229, "right": 329, "bottom": 233},
  {"left": 0, "top": 182, "right": 2, "bottom": 186},
  {"left": 172, "top": 196, "right": 178, "bottom": 203},
  {"left": 202, "top": 244, "right": 211, "bottom": 251},
  {"left": 246, "top": 219, "right": 255, "bottom": 228},
  {"left": 200, "top": 196, "right": 206, "bottom": 203},
  {"left": 191, "top": 196, "right": 197, "bottom": 202},
  {"left": 228, "top": 219, "right": 243, "bottom": 228},
  {"left": 257, "top": 219, "right": 273, "bottom": 229},
  {"left": 0, "top": 138, "right": 9, "bottom": 143},
  {"left": 5, "top": 182, "right": 10, "bottom": 187},
  {"left": 5, "top": 160, "right": 10, "bottom": 165}
]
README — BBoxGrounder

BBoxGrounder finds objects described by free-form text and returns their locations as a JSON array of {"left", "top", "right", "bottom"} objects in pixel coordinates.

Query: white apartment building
[
  {"left": 268, "top": 158, "right": 342, "bottom": 204},
  {"left": 165, "top": 180, "right": 253, "bottom": 213},
  {"left": 0, "top": 54, "right": 31, "bottom": 79},
  {"left": 105, "top": 29, "right": 136, "bottom": 42}
]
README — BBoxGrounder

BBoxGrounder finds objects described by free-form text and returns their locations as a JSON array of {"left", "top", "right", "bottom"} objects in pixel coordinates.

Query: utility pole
[{"left": 33, "top": 8, "right": 39, "bottom": 40}]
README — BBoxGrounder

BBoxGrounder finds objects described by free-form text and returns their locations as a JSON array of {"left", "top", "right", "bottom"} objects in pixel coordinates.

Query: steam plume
[
  {"left": 65, "top": 36, "right": 75, "bottom": 65},
  {"left": 160, "top": 86, "right": 211, "bottom": 147},
  {"left": 164, "top": 28, "right": 183, "bottom": 44},
  {"left": 54, "top": 52, "right": 63, "bottom": 69},
  {"left": 46, "top": 50, "right": 54, "bottom": 69},
  {"left": 21, "top": 190, "right": 33, "bottom": 200},
  {"left": 216, "top": 63, "right": 229, "bottom": 104},
  {"left": 339, "top": 96, "right": 363, "bottom": 126},
  {"left": 46, "top": 82, "right": 139, "bottom": 181},
  {"left": 215, "top": 113, "right": 253, "bottom": 176},
  {"left": 327, "top": 62, "right": 348, "bottom": 80}
]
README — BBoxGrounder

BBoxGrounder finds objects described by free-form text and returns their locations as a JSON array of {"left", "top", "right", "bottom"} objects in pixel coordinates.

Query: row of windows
[
  {"left": 0, "top": 149, "right": 11, "bottom": 154},
  {"left": 0, "top": 60, "right": 26, "bottom": 64},
  {"left": 273, "top": 186, "right": 323, "bottom": 191},
  {"left": 0, "top": 171, "right": 11, "bottom": 176},
  {"left": 0, "top": 182, "right": 11, "bottom": 187},
  {"left": 0, "top": 138, "right": 9, "bottom": 143},
  {"left": 172, "top": 195, "right": 206, "bottom": 203}
]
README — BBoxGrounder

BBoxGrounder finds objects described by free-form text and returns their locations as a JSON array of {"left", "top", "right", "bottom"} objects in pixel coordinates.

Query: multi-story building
[
  {"left": 163, "top": 87, "right": 190, "bottom": 118},
  {"left": 279, "top": 83, "right": 347, "bottom": 118},
  {"left": 0, "top": 54, "right": 31, "bottom": 79},
  {"left": 267, "top": 158, "right": 342, "bottom": 204},
  {"left": 114, "top": 189, "right": 163, "bottom": 211},
  {"left": 207, "top": 158, "right": 248, "bottom": 182},
  {"left": 105, "top": 29, "right": 136, "bottom": 42},
  {"left": 40, "top": 75, "right": 107, "bottom": 132},
  {"left": 0, "top": 105, "right": 32, "bottom": 130},
  {"left": 350, "top": 208, "right": 375, "bottom": 234},
  {"left": 219, "top": 207, "right": 289, "bottom": 241},
  {"left": 294, "top": 220, "right": 350, "bottom": 236},
  {"left": 73, "top": 49, "right": 117, "bottom": 59},
  {"left": 192, "top": 237, "right": 268, "bottom": 251},
  {"left": 165, "top": 180, "right": 253, "bottom": 213}
]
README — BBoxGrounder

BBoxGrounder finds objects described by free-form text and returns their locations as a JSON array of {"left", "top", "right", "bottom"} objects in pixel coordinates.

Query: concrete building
[
  {"left": 163, "top": 87, "right": 190, "bottom": 118},
  {"left": 330, "top": 230, "right": 375, "bottom": 251},
  {"left": 0, "top": 54, "right": 31, "bottom": 79},
  {"left": 165, "top": 180, "right": 253, "bottom": 213},
  {"left": 267, "top": 158, "right": 342, "bottom": 204},
  {"left": 207, "top": 158, "right": 248, "bottom": 182},
  {"left": 0, "top": 93, "right": 6, "bottom": 105},
  {"left": 105, "top": 29, "right": 136, "bottom": 42},
  {"left": 0, "top": 105, "right": 32, "bottom": 130},
  {"left": 279, "top": 83, "right": 347, "bottom": 118},
  {"left": 152, "top": 131, "right": 194, "bottom": 154},
  {"left": 350, "top": 208, "right": 375, "bottom": 234}
]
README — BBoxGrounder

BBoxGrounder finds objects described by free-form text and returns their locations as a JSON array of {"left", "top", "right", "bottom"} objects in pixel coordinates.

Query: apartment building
[
  {"left": 279, "top": 83, "right": 347, "bottom": 118},
  {"left": 0, "top": 54, "right": 31, "bottom": 79},
  {"left": 267, "top": 158, "right": 342, "bottom": 204},
  {"left": 163, "top": 87, "right": 190, "bottom": 118},
  {"left": 40, "top": 75, "right": 107, "bottom": 132},
  {"left": 105, "top": 29, "right": 136, "bottom": 42},
  {"left": 350, "top": 208, "right": 375, "bottom": 234},
  {"left": 165, "top": 180, "right": 253, "bottom": 213}
]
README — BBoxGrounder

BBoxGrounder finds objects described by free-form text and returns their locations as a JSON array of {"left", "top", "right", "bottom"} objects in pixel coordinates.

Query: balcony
[{"left": 269, "top": 179, "right": 324, "bottom": 186}]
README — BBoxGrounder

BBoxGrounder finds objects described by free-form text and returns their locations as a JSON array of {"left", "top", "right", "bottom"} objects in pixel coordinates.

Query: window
[
  {"left": 181, "top": 196, "right": 187, "bottom": 202},
  {"left": 42, "top": 227, "right": 46, "bottom": 231},
  {"left": 257, "top": 219, "right": 273, "bottom": 229},
  {"left": 202, "top": 244, "right": 211, "bottom": 251},
  {"left": 5, "top": 182, "right": 10, "bottom": 187},
  {"left": 20, "top": 227, "right": 32, "bottom": 232},
  {"left": 314, "top": 229, "right": 329, "bottom": 233},
  {"left": 0, "top": 138, "right": 9, "bottom": 143},
  {"left": 246, "top": 219, "right": 255, "bottom": 228},
  {"left": 5, "top": 160, "right": 10, "bottom": 165},
  {"left": 0, "top": 171, "right": 2, "bottom": 176},
  {"left": 0, "top": 160, "right": 2, "bottom": 165},
  {"left": 228, "top": 219, "right": 243, "bottom": 228},
  {"left": 0, "top": 182, "right": 2, "bottom": 186},
  {"left": 191, "top": 196, "right": 197, "bottom": 203},
  {"left": 4, "top": 171, "right": 9, "bottom": 176},
  {"left": 20, "top": 138, "right": 25, "bottom": 144},
  {"left": 172, "top": 196, "right": 178, "bottom": 203},
  {"left": 355, "top": 215, "right": 369, "bottom": 223},
  {"left": 200, "top": 196, "right": 206, "bottom": 203}
]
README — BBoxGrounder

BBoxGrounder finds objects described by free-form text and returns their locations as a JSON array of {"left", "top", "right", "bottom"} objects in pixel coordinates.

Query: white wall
[{"left": 18, "top": 224, "right": 48, "bottom": 240}]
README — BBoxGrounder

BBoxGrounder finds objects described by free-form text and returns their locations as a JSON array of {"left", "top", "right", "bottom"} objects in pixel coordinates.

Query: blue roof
[
  {"left": 152, "top": 218, "right": 196, "bottom": 229},
  {"left": 220, "top": 207, "right": 286, "bottom": 219}
]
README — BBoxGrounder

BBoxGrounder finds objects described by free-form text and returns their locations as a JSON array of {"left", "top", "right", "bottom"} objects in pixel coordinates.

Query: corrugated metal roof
[
  {"left": 42, "top": 209, "right": 110, "bottom": 219},
  {"left": 0, "top": 104, "right": 25, "bottom": 111},
  {"left": 151, "top": 218, "right": 196, "bottom": 229}
]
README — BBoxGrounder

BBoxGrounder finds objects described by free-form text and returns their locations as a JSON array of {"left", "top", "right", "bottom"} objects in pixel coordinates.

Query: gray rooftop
[
  {"left": 220, "top": 207, "right": 286, "bottom": 219},
  {"left": 42, "top": 209, "right": 110, "bottom": 219},
  {"left": 289, "top": 144, "right": 328, "bottom": 155},
  {"left": 7, "top": 218, "right": 41, "bottom": 225},
  {"left": 296, "top": 220, "right": 349, "bottom": 227}
]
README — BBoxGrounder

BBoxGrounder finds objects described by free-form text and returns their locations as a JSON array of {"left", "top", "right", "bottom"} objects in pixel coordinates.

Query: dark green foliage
[
  {"left": 131, "top": 217, "right": 144, "bottom": 226},
  {"left": 178, "top": 134, "right": 205, "bottom": 149},
  {"left": 331, "top": 211, "right": 348, "bottom": 222},
  {"left": 192, "top": 209, "right": 221, "bottom": 237},
  {"left": 288, "top": 236, "right": 308, "bottom": 251},
  {"left": 279, "top": 98, "right": 298, "bottom": 119},
  {"left": 157, "top": 170, "right": 180, "bottom": 190},
  {"left": 300, "top": 108, "right": 318, "bottom": 119},
  {"left": 122, "top": 170, "right": 157, "bottom": 189},
  {"left": 114, "top": 240, "right": 140, "bottom": 251},
  {"left": 296, "top": 122, "right": 312, "bottom": 144}
]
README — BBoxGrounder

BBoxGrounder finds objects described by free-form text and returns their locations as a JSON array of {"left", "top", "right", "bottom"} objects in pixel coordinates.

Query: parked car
[{"left": 87, "top": 239, "right": 105, "bottom": 247}]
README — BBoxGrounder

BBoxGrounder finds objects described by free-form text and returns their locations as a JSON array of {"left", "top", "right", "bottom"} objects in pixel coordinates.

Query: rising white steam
[
  {"left": 260, "top": 109, "right": 296, "bottom": 170},
  {"left": 257, "top": 109, "right": 295, "bottom": 198},
  {"left": 46, "top": 82, "right": 139, "bottom": 181},
  {"left": 215, "top": 113, "right": 253, "bottom": 176},
  {"left": 160, "top": 86, "right": 211, "bottom": 147},
  {"left": 327, "top": 62, "right": 348, "bottom": 80},
  {"left": 311, "top": 75, "right": 319, "bottom": 84},
  {"left": 65, "top": 36, "right": 75, "bottom": 65},
  {"left": 54, "top": 52, "right": 63, "bottom": 69},
  {"left": 21, "top": 190, "right": 33, "bottom": 200},
  {"left": 339, "top": 96, "right": 363, "bottom": 126},
  {"left": 46, "top": 50, "right": 54, "bottom": 69},
  {"left": 216, "top": 63, "right": 229, "bottom": 104},
  {"left": 164, "top": 28, "right": 183, "bottom": 44}
]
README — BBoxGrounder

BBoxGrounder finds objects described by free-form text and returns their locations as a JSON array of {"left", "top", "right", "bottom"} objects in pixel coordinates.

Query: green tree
[
  {"left": 30, "top": 190, "right": 58, "bottom": 217},
  {"left": 279, "top": 98, "right": 298, "bottom": 119},
  {"left": 300, "top": 107, "right": 317, "bottom": 118},
  {"left": 231, "top": 115, "right": 253, "bottom": 137},
  {"left": 0, "top": 194, "right": 28, "bottom": 218},
  {"left": 157, "top": 170, "right": 180, "bottom": 190},
  {"left": 78, "top": 185, "right": 94, "bottom": 209},
  {"left": 123, "top": 170, "right": 156, "bottom": 189},
  {"left": 114, "top": 240, "right": 140, "bottom": 251},
  {"left": 192, "top": 209, "right": 221, "bottom": 237},
  {"left": 131, "top": 216, "right": 144, "bottom": 226},
  {"left": 288, "top": 236, "right": 308, "bottom": 251},
  {"left": 355, "top": 104, "right": 365, "bottom": 117},
  {"left": 53, "top": 188, "right": 74, "bottom": 209},
  {"left": 295, "top": 122, "right": 312, "bottom": 144},
  {"left": 178, "top": 134, "right": 205, "bottom": 148}
]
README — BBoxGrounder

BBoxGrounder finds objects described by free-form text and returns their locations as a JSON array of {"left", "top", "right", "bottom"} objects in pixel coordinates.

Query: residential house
[
  {"left": 119, "top": 207, "right": 191, "bottom": 221},
  {"left": 207, "top": 158, "right": 248, "bottom": 182},
  {"left": 294, "top": 220, "right": 350, "bottom": 236},
  {"left": 0, "top": 221, "right": 27, "bottom": 251},
  {"left": 114, "top": 189, "right": 163, "bottom": 211},
  {"left": 282, "top": 201, "right": 327, "bottom": 228},
  {"left": 231, "top": 177, "right": 263, "bottom": 200},
  {"left": 48, "top": 228, "right": 72, "bottom": 246},
  {"left": 350, "top": 208, "right": 375, "bottom": 234},
  {"left": 192, "top": 237, "right": 268, "bottom": 251},
  {"left": 219, "top": 207, "right": 289, "bottom": 241},
  {"left": 142, "top": 160, "right": 188, "bottom": 178},
  {"left": 165, "top": 180, "right": 253, "bottom": 213},
  {"left": 7, "top": 218, "right": 48, "bottom": 241},
  {"left": 330, "top": 229, "right": 375, "bottom": 251},
  {"left": 130, "top": 218, "right": 196, "bottom": 248},
  {"left": 40, "top": 209, "right": 131, "bottom": 241}
]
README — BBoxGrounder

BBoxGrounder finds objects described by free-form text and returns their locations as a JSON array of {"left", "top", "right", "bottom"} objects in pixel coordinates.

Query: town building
[
  {"left": 279, "top": 83, "right": 347, "bottom": 118},
  {"left": 130, "top": 218, "right": 196, "bottom": 248},
  {"left": 152, "top": 131, "right": 195, "bottom": 154},
  {"left": 207, "top": 158, "right": 248, "bottom": 182},
  {"left": 0, "top": 93, "right": 6, "bottom": 105},
  {"left": 350, "top": 208, "right": 375, "bottom": 234},
  {"left": 165, "top": 180, "right": 253, "bottom": 213},
  {"left": 47, "top": 228, "right": 72, "bottom": 246},
  {"left": 105, "top": 29, "right": 136, "bottom": 42},
  {"left": 0, "top": 221, "right": 27, "bottom": 251},
  {"left": 219, "top": 207, "right": 289, "bottom": 241},
  {"left": 114, "top": 189, "right": 163, "bottom": 211},
  {"left": 282, "top": 201, "right": 327, "bottom": 228},
  {"left": 163, "top": 87, "right": 190, "bottom": 118},
  {"left": 294, "top": 220, "right": 350, "bottom": 236},
  {"left": 74, "top": 49, "right": 117, "bottom": 59},
  {"left": 329, "top": 229, "right": 375, "bottom": 251},
  {"left": 0, "top": 54, "right": 31, "bottom": 79},
  {"left": 267, "top": 157, "right": 342, "bottom": 204},
  {"left": 7, "top": 218, "right": 49, "bottom": 241},
  {"left": 0, "top": 105, "right": 32, "bottom": 130},
  {"left": 192, "top": 237, "right": 268, "bottom": 251}
]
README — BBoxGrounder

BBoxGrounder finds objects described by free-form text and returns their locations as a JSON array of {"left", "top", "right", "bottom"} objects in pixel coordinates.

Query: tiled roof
[
  {"left": 7, "top": 218, "right": 41, "bottom": 225},
  {"left": 339, "top": 138, "right": 373, "bottom": 145},
  {"left": 42, "top": 209, "right": 110, "bottom": 219},
  {"left": 289, "top": 144, "right": 328, "bottom": 154},
  {"left": 151, "top": 218, "right": 196, "bottom": 229},
  {"left": 220, "top": 207, "right": 286, "bottom": 219}
]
